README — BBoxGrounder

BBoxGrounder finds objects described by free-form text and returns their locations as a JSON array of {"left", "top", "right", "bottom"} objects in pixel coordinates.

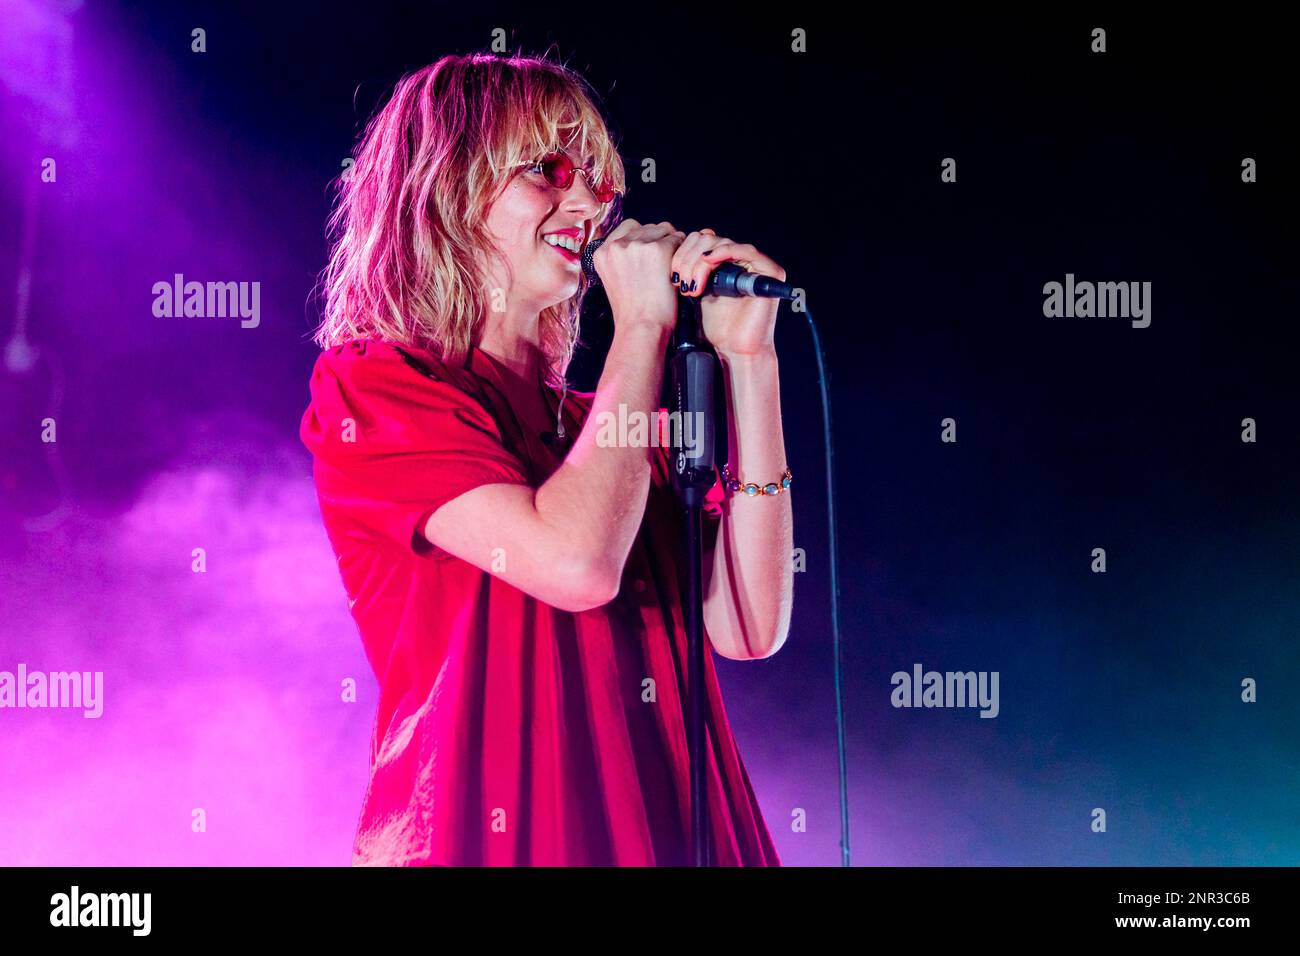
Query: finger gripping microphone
[{"left": 581, "top": 237, "right": 796, "bottom": 299}]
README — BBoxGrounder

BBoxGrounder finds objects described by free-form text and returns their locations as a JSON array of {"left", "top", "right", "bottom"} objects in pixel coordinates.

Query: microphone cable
[
  {"left": 584, "top": 233, "right": 850, "bottom": 863},
  {"left": 802, "top": 297, "right": 851, "bottom": 866}
]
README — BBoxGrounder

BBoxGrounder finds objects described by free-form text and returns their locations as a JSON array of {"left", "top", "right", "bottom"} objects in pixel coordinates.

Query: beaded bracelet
[{"left": 720, "top": 463, "right": 793, "bottom": 497}]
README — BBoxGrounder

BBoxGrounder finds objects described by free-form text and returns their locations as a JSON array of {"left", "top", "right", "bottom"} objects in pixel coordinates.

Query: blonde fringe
[{"left": 311, "top": 50, "right": 626, "bottom": 388}]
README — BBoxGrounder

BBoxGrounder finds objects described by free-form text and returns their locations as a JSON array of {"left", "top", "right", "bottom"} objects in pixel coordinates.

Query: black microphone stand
[
  {"left": 666, "top": 292, "right": 723, "bottom": 867},
  {"left": 581, "top": 235, "right": 797, "bottom": 866}
]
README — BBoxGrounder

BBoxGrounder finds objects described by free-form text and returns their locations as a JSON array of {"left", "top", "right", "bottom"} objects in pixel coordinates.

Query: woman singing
[{"left": 300, "top": 51, "right": 794, "bottom": 866}]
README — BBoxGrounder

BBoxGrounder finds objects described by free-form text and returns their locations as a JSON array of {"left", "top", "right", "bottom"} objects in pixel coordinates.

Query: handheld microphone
[{"left": 580, "top": 237, "right": 796, "bottom": 300}]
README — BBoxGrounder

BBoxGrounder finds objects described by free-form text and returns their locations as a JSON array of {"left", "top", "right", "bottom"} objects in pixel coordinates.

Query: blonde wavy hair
[{"left": 313, "top": 51, "right": 627, "bottom": 387}]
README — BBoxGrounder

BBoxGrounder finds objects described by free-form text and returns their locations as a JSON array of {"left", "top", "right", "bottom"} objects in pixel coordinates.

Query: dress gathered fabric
[{"left": 299, "top": 337, "right": 780, "bottom": 866}]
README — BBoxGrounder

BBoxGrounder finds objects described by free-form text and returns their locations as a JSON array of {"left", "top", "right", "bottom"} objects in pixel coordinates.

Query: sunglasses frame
[{"left": 517, "top": 151, "right": 621, "bottom": 205}]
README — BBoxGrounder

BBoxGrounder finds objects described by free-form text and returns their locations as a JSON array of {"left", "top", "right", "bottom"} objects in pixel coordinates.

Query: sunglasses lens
[
  {"left": 540, "top": 152, "right": 617, "bottom": 203},
  {"left": 582, "top": 160, "right": 616, "bottom": 203},
  {"left": 541, "top": 153, "right": 574, "bottom": 189}
]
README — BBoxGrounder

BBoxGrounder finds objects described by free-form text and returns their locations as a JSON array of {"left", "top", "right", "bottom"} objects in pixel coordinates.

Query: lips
[
  {"left": 545, "top": 241, "right": 581, "bottom": 263},
  {"left": 541, "top": 228, "right": 584, "bottom": 263}
]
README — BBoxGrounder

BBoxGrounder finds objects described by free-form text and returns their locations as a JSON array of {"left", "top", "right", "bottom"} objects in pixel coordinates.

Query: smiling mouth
[{"left": 542, "top": 238, "right": 582, "bottom": 263}]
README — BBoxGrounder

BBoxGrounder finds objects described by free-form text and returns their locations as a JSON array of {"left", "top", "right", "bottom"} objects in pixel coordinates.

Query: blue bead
[
  {"left": 764, "top": 483, "right": 779, "bottom": 495},
  {"left": 744, "top": 484, "right": 759, "bottom": 496},
  {"left": 781, "top": 476, "right": 791, "bottom": 489}
]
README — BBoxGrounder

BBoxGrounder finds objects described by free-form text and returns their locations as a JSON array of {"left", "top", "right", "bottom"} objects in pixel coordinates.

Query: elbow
[
  {"left": 709, "top": 616, "right": 790, "bottom": 661},
  {"left": 739, "top": 629, "right": 790, "bottom": 660},
  {"left": 752, "top": 625, "right": 790, "bottom": 659},
  {"left": 554, "top": 554, "right": 621, "bottom": 613},
  {"left": 709, "top": 593, "right": 793, "bottom": 660},
  {"left": 749, "top": 586, "right": 795, "bottom": 658}
]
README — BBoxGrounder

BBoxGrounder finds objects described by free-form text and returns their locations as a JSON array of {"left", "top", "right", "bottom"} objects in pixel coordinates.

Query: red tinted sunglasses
[{"left": 519, "top": 152, "right": 620, "bottom": 204}]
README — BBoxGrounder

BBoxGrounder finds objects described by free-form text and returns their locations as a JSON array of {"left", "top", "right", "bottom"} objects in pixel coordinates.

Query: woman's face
[{"left": 483, "top": 150, "right": 606, "bottom": 315}]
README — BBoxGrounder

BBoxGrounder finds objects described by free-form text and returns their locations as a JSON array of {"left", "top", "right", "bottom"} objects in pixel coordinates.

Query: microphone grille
[{"left": 580, "top": 237, "right": 605, "bottom": 287}]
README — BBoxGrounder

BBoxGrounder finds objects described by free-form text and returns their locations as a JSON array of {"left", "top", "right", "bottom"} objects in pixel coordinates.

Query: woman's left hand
[{"left": 671, "top": 229, "right": 785, "bottom": 358}]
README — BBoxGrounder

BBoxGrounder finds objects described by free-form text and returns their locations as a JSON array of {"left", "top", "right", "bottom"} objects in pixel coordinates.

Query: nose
[{"left": 561, "top": 169, "right": 604, "bottom": 218}]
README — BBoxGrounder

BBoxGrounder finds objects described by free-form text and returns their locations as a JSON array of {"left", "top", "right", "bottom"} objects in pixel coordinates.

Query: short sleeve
[{"left": 300, "top": 342, "right": 532, "bottom": 560}]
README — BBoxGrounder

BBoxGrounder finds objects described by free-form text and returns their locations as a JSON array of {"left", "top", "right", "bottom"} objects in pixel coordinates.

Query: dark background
[{"left": 0, "top": 3, "right": 1295, "bottom": 864}]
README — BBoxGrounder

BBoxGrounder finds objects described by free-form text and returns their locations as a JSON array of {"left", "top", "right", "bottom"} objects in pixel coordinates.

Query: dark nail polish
[
  {"left": 702, "top": 248, "right": 713, "bottom": 256},
  {"left": 679, "top": 280, "right": 688, "bottom": 293},
  {"left": 671, "top": 271, "right": 679, "bottom": 283},
  {"left": 689, "top": 278, "right": 697, "bottom": 292}
]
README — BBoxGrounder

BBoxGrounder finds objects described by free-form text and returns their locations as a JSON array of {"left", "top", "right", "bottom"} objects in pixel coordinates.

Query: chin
[{"left": 545, "top": 281, "right": 581, "bottom": 306}]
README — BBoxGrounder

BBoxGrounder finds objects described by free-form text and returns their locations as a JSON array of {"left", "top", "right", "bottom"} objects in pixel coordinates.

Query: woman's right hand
[{"left": 591, "top": 218, "right": 686, "bottom": 334}]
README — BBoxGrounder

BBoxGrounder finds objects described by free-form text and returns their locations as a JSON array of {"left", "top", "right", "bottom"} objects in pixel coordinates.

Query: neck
[{"left": 477, "top": 312, "right": 546, "bottom": 381}]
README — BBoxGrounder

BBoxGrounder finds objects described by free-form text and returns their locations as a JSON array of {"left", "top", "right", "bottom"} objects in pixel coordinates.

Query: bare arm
[
  {"left": 701, "top": 347, "right": 794, "bottom": 659},
  {"left": 666, "top": 228, "right": 794, "bottom": 661},
  {"left": 423, "top": 323, "right": 670, "bottom": 610},
  {"left": 422, "top": 219, "right": 684, "bottom": 612}
]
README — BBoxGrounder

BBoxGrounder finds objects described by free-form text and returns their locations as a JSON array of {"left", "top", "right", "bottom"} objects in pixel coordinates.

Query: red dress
[{"left": 299, "top": 338, "right": 780, "bottom": 866}]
